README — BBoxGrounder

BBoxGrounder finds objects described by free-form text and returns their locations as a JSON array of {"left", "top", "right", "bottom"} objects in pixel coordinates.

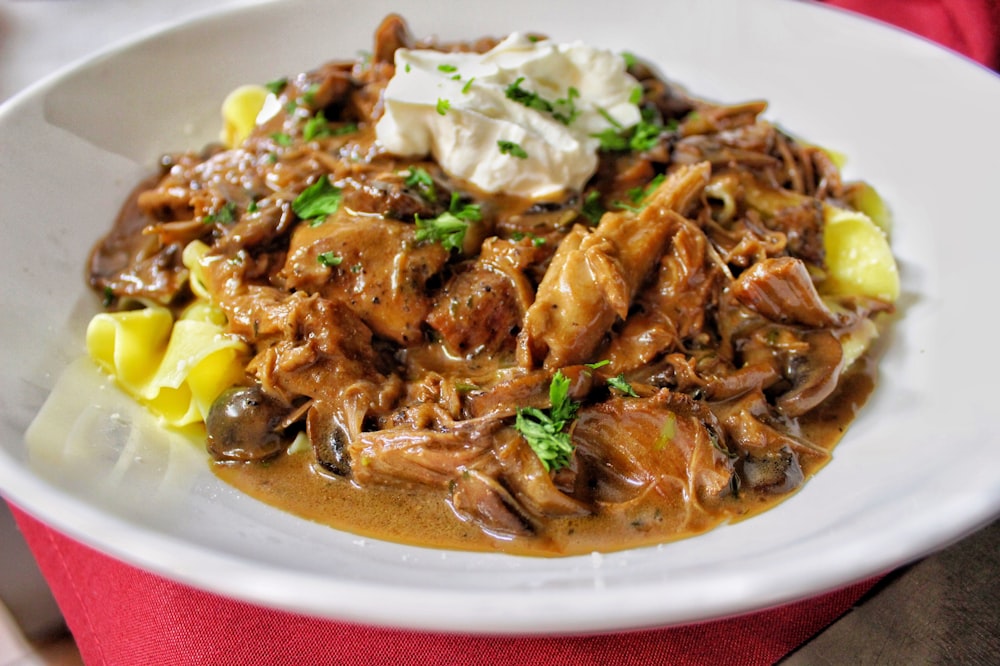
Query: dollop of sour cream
[{"left": 375, "top": 34, "right": 642, "bottom": 200}]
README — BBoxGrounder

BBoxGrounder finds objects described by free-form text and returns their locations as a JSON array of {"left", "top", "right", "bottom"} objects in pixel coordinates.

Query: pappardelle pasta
[{"left": 86, "top": 16, "right": 898, "bottom": 555}]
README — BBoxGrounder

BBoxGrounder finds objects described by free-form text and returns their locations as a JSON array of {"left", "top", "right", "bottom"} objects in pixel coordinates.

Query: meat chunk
[
  {"left": 730, "top": 256, "right": 844, "bottom": 328},
  {"left": 426, "top": 237, "right": 542, "bottom": 357},
  {"left": 571, "top": 391, "right": 737, "bottom": 530},
  {"left": 281, "top": 211, "right": 449, "bottom": 345},
  {"left": 520, "top": 162, "right": 711, "bottom": 368}
]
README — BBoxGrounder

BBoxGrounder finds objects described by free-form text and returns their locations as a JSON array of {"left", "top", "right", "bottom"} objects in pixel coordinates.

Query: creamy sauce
[{"left": 214, "top": 361, "right": 875, "bottom": 556}]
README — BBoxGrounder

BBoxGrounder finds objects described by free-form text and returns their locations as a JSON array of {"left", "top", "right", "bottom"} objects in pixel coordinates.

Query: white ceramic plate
[{"left": 2, "top": 0, "right": 999, "bottom": 635}]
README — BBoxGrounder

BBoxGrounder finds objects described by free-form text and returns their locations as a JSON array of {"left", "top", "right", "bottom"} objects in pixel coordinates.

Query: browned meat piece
[
  {"left": 679, "top": 100, "right": 769, "bottom": 136},
  {"left": 570, "top": 391, "right": 737, "bottom": 530},
  {"left": 281, "top": 210, "right": 449, "bottom": 345},
  {"left": 520, "top": 162, "right": 711, "bottom": 369},
  {"left": 603, "top": 217, "right": 723, "bottom": 374},
  {"left": 450, "top": 469, "right": 535, "bottom": 538},
  {"left": 730, "top": 256, "right": 844, "bottom": 328},
  {"left": 426, "top": 237, "right": 542, "bottom": 357},
  {"left": 372, "top": 14, "right": 414, "bottom": 64},
  {"left": 738, "top": 173, "right": 826, "bottom": 265},
  {"left": 338, "top": 172, "right": 443, "bottom": 220},
  {"left": 348, "top": 409, "right": 501, "bottom": 487},
  {"left": 710, "top": 389, "right": 828, "bottom": 492},
  {"left": 464, "top": 365, "right": 594, "bottom": 420}
]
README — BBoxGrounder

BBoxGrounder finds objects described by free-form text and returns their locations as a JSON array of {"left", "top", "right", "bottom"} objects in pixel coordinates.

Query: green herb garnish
[
  {"left": 270, "top": 132, "right": 292, "bottom": 147},
  {"left": 404, "top": 167, "right": 437, "bottom": 201},
  {"left": 303, "top": 111, "right": 330, "bottom": 141},
  {"left": 414, "top": 192, "right": 481, "bottom": 252},
  {"left": 505, "top": 77, "right": 552, "bottom": 113},
  {"left": 292, "top": 177, "right": 342, "bottom": 222},
  {"left": 497, "top": 140, "right": 528, "bottom": 159},
  {"left": 607, "top": 373, "right": 639, "bottom": 397},
  {"left": 436, "top": 98, "right": 451, "bottom": 115},
  {"left": 203, "top": 200, "right": 238, "bottom": 225},
  {"left": 317, "top": 251, "right": 343, "bottom": 267},
  {"left": 265, "top": 77, "right": 288, "bottom": 95},
  {"left": 552, "top": 87, "right": 580, "bottom": 125},
  {"left": 593, "top": 108, "right": 666, "bottom": 153},
  {"left": 514, "top": 370, "right": 579, "bottom": 472},
  {"left": 505, "top": 78, "right": 579, "bottom": 126},
  {"left": 581, "top": 190, "right": 605, "bottom": 225}
]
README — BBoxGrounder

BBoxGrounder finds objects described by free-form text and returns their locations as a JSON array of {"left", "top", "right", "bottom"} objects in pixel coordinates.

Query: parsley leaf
[
  {"left": 552, "top": 87, "right": 580, "bottom": 125},
  {"left": 593, "top": 108, "right": 667, "bottom": 153},
  {"left": 497, "top": 140, "right": 528, "bottom": 159},
  {"left": 581, "top": 190, "right": 605, "bottom": 225},
  {"left": 414, "top": 192, "right": 481, "bottom": 252},
  {"left": 607, "top": 373, "right": 639, "bottom": 397},
  {"left": 303, "top": 111, "right": 331, "bottom": 141},
  {"left": 203, "top": 200, "right": 238, "bottom": 225},
  {"left": 292, "top": 177, "right": 342, "bottom": 222},
  {"left": 615, "top": 173, "right": 666, "bottom": 212},
  {"left": 317, "top": 251, "right": 343, "bottom": 267},
  {"left": 505, "top": 77, "right": 553, "bottom": 113},
  {"left": 265, "top": 77, "right": 288, "bottom": 95},
  {"left": 514, "top": 370, "right": 579, "bottom": 472},
  {"left": 505, "top": 78, "right": 579, "bottom": 126},
  {"left": 436, "top": 98, "right": 451, "bottom": 115},
  {"left": 404, "top": 167, "right": 437, "bottom": 201}
]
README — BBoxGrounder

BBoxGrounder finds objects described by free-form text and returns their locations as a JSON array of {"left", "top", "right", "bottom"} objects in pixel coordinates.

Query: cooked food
[{"left": 85, "top": 15, "right": 898, "bottom": 555}]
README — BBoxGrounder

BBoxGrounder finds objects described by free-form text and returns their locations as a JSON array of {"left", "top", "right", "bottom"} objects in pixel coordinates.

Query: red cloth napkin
[
  {"left": 10, "top": 505, "right": 880, "bottom": 666},
  {"left": 9, "top": 3, "right": 999, "bottom": 665}
]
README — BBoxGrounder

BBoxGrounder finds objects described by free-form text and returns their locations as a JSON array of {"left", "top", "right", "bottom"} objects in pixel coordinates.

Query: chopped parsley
[
  {"left": 404, "top": 167, "right": 437, "bottom": 201},
  {"left": 514, "top": 370, "right": 580, "bottom": 472},
  {"left": 505, "top": 77, "right": 552, "bottom": 113},
  {"left": 607, "top": 373, "right": 639, "bottom": 397},
  {"left": 497, "top": 140, "right": 528, "bottom": 159},
  {"left": 203, "top": 200, "right": 238, "bottom": 225},
  {"left": 264, "top": 77, "right": 288, "bottom": 95},
  {"left": 581, "top": 190, "right": 605, "bottom": 225},
  {"left": 505, "top": 78, "right": 579, "bottom": 126},
  {"left": 552, "top": 87, "right": 580, "bottom": 125},
  {"left": 461, "top": 77, "right": 475, "bottom": 94},
  {"left": 593, "top": 108, "right": 667, "bottom": 153},
  {"left": 270, "top": 132, "right": 293, "bottom": 147},
  {"left": 621, "top": 51, "right": 637, "bottom": 69},
  {"left": 414, "top": 192, "right": 481, "bottom": 252},
  {"left": 619, "top": 173, "right": 666, "bottom": 210},
  {"left": 303, "top": 111, "right": 330, "bottom": 141},
  {"left": 292, "top": 176, "right": 342, "bottom": 222},
  {"left": 302, "top": 83, "right": 321, "bottom": 106},
  {"left": 437, "top": 64, "right": 458, "bottom": 73},
  {"left": 316, "top": 251, "right": 343, "bottom": 267},
  {"left": 436, "top": 98, "right": 451, "bottom": 115}
]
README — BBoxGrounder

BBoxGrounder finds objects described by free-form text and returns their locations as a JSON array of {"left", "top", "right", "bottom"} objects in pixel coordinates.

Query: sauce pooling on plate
[{"left": 86, "top": 15, "right": 898, "bottom": 555}]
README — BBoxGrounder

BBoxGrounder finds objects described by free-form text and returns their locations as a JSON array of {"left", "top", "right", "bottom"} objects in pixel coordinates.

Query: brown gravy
[{"left": 214, "top": 362, "right": 874, "bottom": 556}]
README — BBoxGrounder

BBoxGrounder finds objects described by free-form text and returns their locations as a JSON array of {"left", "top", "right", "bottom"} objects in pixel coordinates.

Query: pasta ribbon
[
  {"left": 220, "top": 84, "right": 269, "bottom": 148},
  {"left": 822, "top": 204, "right": 900, "bottom": 303},
  {"left": 86, "top": 303, "right": 247, "bottom": 426}
]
